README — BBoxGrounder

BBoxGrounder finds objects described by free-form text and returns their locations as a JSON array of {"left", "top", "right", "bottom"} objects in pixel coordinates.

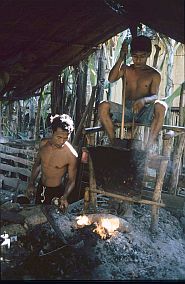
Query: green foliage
[
  {"left": 164, "top": 82, "right": 184, "bottom": 107},
  {"left": 88, "top": 53, "right": 97, "bottom": 86}
]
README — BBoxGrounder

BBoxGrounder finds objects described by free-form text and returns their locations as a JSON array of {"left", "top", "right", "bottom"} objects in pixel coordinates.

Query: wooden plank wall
[{"left": 0, "top": 142, "right": 38, "bottom": 194}]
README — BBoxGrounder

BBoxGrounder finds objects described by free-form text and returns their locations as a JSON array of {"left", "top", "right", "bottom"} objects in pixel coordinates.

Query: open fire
[{"left": 76, "top": 215, "right": 120, "bottom": 239}]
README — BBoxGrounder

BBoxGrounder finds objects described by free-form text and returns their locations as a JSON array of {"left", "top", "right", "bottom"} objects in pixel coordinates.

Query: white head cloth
[{"left": 50, "top": 114, "right": 74, "bottom": 133}]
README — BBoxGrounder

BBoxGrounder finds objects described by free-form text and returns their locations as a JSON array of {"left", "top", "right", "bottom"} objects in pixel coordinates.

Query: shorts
[
  {"left": 109, "top": 100, "right": 155, "bottom": 125},
  {"left": 35, "top": 179, "right": 64, "bottom": 205}
]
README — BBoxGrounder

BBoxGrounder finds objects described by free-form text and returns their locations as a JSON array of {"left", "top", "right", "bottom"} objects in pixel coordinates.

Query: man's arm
[
  {"left": 108, "top": 42, "right": 128, "bottom": 83},
  {"left": 63, "top": 157, "right": 77, "bottom": 199},
  {"left": 144, "top": 71, "right": 161, "bottom": 104},
  {"left": 133, "top": 71, "right": 161, "bottom": 113},
  {"left": 59, "top": 155, "right": 77, "bottom": 211},
  {"left": 28, "top": 152, "right": 41, "bottom": 187}
]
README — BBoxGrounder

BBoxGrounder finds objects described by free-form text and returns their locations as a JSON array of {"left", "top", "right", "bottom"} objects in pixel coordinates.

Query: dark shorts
[
  {"left": 109, "top": 100, "right": 155, "bottom": 125},
  {"left": 35, "top": 180, "right": 64, "bottom": 205}
]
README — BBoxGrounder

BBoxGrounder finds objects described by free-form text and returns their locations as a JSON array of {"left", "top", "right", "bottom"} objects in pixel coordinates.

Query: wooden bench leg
[
  {"left": 83, "top": 155, "right": 97, "bottom": 213},
  {"left": 150, "top": 133, "right": 173, "bottom": 232},
  {"left": 84, "top": 187, "right": 90, "bottom": 213},
  {"left": 150, "top": 159, "right": 168, "bottom": 233},
  {"left": 88, "top": 155, "right": 97, "bottom": 212},
  {"left": 169, "top": 133, "right": 185, "bottom": 195}
]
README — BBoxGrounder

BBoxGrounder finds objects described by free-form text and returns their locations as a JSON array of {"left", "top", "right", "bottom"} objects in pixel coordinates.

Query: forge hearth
[
  {"left": 76, "top": 213, "right": 131, "bottom": 239},
  {"left": 1, "top": 201, "right": 185, "bottom": 281}
]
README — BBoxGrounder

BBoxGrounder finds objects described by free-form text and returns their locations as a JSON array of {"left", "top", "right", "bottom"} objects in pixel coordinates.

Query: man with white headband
[{"left": 26, "top": 114, "right": 78, "bottom": 212}]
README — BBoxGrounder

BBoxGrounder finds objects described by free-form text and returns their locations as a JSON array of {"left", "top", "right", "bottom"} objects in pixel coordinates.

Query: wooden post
[
  {"left": 169, "top": 133, "right": 185, "bottom": 195},
  {"left": 153, "top": 44, "right": 161, "bottom": 68},
  {"left": 150, "top": 133, "right": 173, "bottom": 232},
  {"left": 0, "top": 101, "right": 2, "bottom": 138},
  {"left": 150, "top": 159, "right": 168, "bottom": 233},
  {"left": 72, "top": 86, "right": 96, "bottom": 148},
  {"left": 84, "top": 187, "right": 90, "bottom": 213},
  {"left": 88, "top": 155, "right": 97, "bottom": 212},
  {"left": 179, "top": 82, "right": 185, "bottom": 127},
  {"left": 93, "top": 46, "right": 105, "bottom": 127},
  {"left": 86, "top": 187, "right": 165, "bottom": 207},
  {"left": 34, "top": 94, "right": 42, "bottom": 141},
  {"left": 120, "top": 54, "right": 127, "bottom": 139},
  {"left": 162, "top": 131, "right": 174, "bottom": 156}
]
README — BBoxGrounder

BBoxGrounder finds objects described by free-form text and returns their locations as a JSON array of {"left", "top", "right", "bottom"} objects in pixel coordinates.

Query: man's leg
[
  {"left": 147, "top": 101, "right": 167, "bottom": 148},
  {"left": 98, "top": 101, "right": 115, "bottom": 144}
]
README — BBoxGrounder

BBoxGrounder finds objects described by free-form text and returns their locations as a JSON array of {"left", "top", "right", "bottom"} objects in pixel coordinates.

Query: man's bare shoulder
[
  {"left": 40, "top": 137, "right": 51, "bottom": 148},
  {"left": 65, "top": 141, "right": 78, "bottom": 159},
  {"left": 147, "top": 65, "right": 161, "bottom": 76}
]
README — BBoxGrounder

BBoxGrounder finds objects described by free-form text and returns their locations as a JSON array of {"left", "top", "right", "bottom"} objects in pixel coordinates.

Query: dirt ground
[{"left": 1, "top": 197, "right": 185, "bottom": 281}]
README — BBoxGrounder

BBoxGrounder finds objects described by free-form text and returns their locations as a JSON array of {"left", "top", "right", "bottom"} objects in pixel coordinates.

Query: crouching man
[
  {"left": 26, "top": 114, "right": 78, "bottom": 212},
  {"left": 98, "top": 36, "right": 168, "bottom": 153}
]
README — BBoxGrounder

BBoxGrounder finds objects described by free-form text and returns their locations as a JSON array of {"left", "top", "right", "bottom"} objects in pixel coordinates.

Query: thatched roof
[{"left": 0, "top": 0, "right": 184, "bottom": 100}]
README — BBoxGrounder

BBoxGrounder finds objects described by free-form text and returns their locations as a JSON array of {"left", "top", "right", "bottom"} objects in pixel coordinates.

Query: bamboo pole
[
  {"left": 169, "top": 133, "right": 185, "bottom": 195},
  {"left": 149, "top": 131, "right": 173, "bottom": 232},
  {"left": 84, "top": 187, "right": 90, "bottom": 213},
  {"left": 85, "top": 187, "right": 165, "bottom": 208},
  {"left": 34, "top": 95, "right": 42, "bottom": 141},
  {"left": 120, "top": 54, "right": 127, "bottom": 139},
  {"left": 118, "top": 123, "right": 185, "bottom": 133},
  {"left": 88, "top": 155, "right": 97, "bottom": 212},
  {"left": 179, "top": 82, "right": 185, "bottom": 127},
  {"left": 150, "top": 160, "right": 168, "bottom": 232},
  {"left": 153, "top": 44, "right": 161, "bottom": 68},
  {"left": 0, "top": 101, "right": 2, "bottom": 138},
  {"left": 73, "top": 87, "right": 97, "bottom": 199},
  {"left": 72, "top": 86, "right": 96, "bottom": 148}
]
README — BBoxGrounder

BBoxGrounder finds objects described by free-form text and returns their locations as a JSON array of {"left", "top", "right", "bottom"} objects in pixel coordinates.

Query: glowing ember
[
  {"left": 93, "top": 218, "right": 120, "bottom": 239},
  {"left": 76, "top": 215, "right": 120, "bottom": 239},
  {"left": 93, "top": 222, "right": 109, "bottom": 239},
  {"left": 76, "top": 215, "right": 91, "bottom": 226},
  {"left": 101, "top": 218, "right": 119, "bottom": 233}
]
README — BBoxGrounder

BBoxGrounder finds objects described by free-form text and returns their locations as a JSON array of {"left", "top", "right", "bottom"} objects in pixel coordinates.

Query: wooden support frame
[
  {"left": 85, "top": 187, "right": 166, "bottom": 208},
  {"left": 83, "top": 139, "right": 173, "bottom": 233},
  {"left": 83, "top": 123, "right": 184, "bottom": 232},
  {"left": 85, "top": 152, "right": 168, "bottom": 233},
  {"left": 84, "top": 147, "right": 97, "bottom": 213}
]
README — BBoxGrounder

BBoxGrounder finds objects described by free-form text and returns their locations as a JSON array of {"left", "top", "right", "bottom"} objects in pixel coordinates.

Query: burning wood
[
  {"left": 76, "top": 213, "right": 131, "bottom": 239},
  {"left": 93, "top": 218, "right": 119, "bottom": 239},
  {"left": 76, "top": 215, "right": 91, "bottom": 226}
]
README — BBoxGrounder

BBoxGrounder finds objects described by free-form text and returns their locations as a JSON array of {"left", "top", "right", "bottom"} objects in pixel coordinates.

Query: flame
[
  {"left": 93, "top": 222, "right": 108, "bottom": 239},
  {"left": 76, "top": 215, "right": 120, "bottom": 239},
  {"left": 101, "top": 218, "right": 119, "bottom": 233},
  {"left": 76, "top": 215, "right": 91, "bottom": 226},
  {"left": 94, "top": 218, "right": 119, "bottom": 239}
]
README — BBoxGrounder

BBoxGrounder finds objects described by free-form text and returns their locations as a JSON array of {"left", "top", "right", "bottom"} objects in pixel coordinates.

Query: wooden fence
[{"left": 0, "top": 141, "right": 38, "bottom": 196}]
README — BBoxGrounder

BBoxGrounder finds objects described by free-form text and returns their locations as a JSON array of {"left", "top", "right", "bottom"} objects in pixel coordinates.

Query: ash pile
[{"left": 1, "top": 196, "right": 185, "bottom": 281}]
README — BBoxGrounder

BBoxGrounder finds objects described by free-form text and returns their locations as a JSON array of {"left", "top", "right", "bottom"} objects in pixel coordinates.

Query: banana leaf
[{"left": 163, "top": 82, "right": 184, "bottom": 107}]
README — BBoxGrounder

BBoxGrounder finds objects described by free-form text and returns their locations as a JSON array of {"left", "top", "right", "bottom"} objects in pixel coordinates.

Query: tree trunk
[
  {"left": 34, "top": 95, "right": 42, "bottom": 140},
  {"left": 93, "top": 46, "right": 105, "bottom": 127}
]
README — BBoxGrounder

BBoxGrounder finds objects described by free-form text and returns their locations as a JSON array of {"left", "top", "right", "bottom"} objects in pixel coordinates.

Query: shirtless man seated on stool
[
  {"left": 26, "top": 114, "right": 78, "bottom": 212},
  {"left": 98, "top": 35, "right": 168, "bottom": 153}
]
